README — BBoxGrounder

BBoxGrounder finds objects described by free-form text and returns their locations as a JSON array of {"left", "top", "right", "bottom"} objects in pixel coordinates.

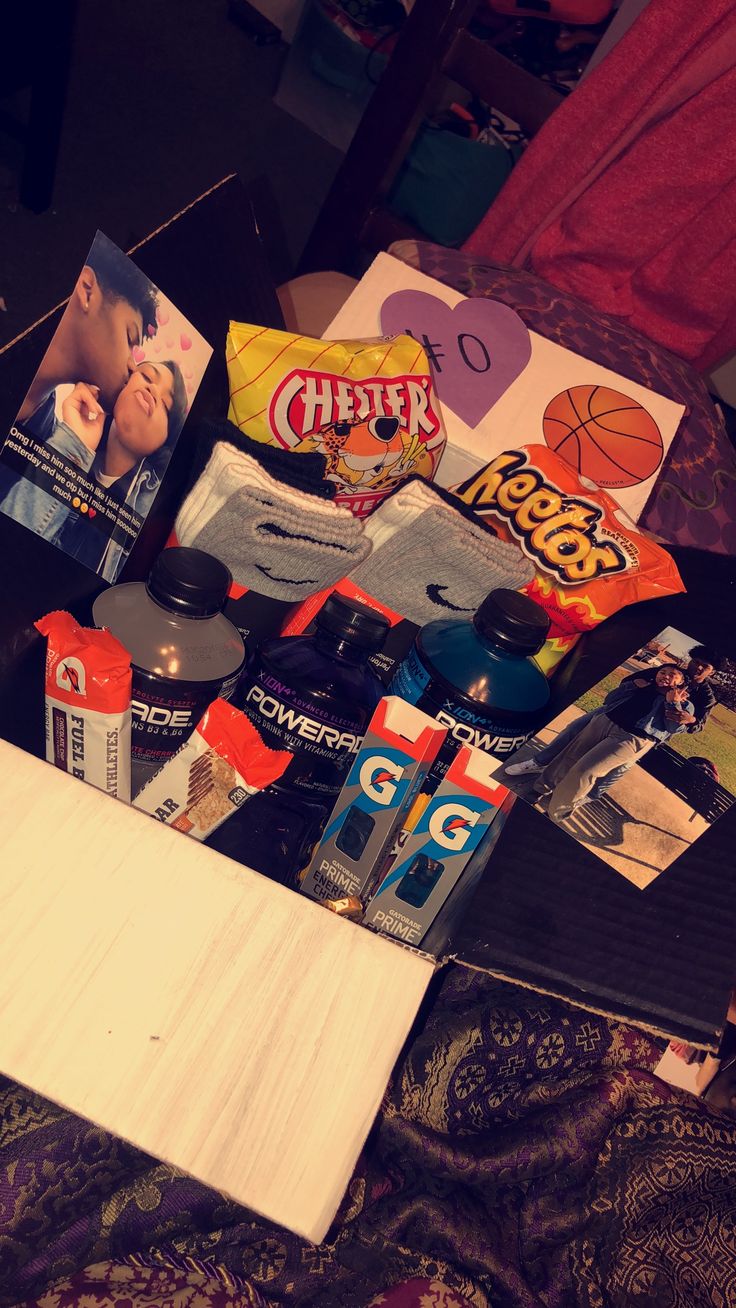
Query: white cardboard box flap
[{"left": 0, "top": 738, "right": 433, "bottom": 1243}]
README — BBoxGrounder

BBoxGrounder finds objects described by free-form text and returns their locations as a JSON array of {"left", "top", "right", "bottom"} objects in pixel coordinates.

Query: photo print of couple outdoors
[
  {"left": 0, "top": 232, "right": 211, "bottom": 583},
  {"left": 502, "top": 626, "right": 736, "bottom": 888}
]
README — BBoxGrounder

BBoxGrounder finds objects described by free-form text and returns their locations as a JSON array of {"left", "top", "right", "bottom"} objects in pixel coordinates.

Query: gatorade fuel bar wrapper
[
  {"left": 454, "top": 445, "right": 685, "bottom": 674},
  {"left": 35, "top": 611, "right": 133, "bottom": 802},
  {"left": 226, "top": 322, "right": 446, "bottom": 517},
  {"left": 134, "top": 698, "right": 292, "bottom": 842},
  {"left": 364, "top": 745, "right": 513, "bottom": 949},
  {"left": 300, "top": 696, "right": 447, "bottom": 904}
]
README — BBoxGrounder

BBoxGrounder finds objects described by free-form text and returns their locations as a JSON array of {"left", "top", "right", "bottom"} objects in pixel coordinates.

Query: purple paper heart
[{"left": 380, "top": 290, "right": 532, "bottom": 429}]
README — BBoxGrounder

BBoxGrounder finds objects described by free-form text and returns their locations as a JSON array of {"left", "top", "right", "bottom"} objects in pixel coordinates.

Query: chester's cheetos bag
[
  {"left": 454, "top": 445, "right": 685, "bottom": 674},
  {"left": 226, "top": 322, "right": 445, "bottom": 517}
]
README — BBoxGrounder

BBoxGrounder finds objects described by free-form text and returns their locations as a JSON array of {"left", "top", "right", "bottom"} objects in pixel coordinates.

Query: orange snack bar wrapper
[
  {"left": 226, "top": 322, "right": 446, "bottom": 517},
  {"left": 134, "top": 697, "right": 292, "bottom": 841},
  {"left": 454, "top": 445, "right": 685, "bottom": 674},
  {"left": 35, "top": 610, "right": 133, "bottom": 801}
]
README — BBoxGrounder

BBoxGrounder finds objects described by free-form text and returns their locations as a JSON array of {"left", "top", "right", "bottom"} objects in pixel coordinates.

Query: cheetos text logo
[{"left": 459, "top": 450, "right": 632, "bottom": 584}]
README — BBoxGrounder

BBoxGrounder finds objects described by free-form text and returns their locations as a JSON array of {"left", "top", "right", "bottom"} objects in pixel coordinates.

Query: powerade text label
[
  {"left": 240, "top": 670, "right": 363, "bottom": 798},
  {"left": 390, "top": 646, "right": 532, "bottom": 769},
  {"left": 130, "top": 663, "right": 242, "bottom": 770}
]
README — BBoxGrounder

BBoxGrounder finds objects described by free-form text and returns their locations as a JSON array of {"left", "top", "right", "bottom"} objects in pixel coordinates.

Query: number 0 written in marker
[
  {"left": 404, "top": 327, "right": 491, "bottom": 375},
  {"left": 458, "top": 333, "right": 491, "bottom": 373}
]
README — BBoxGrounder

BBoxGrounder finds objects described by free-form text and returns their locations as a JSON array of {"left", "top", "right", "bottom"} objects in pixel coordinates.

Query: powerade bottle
[
  {"left": 93, "top": 547, "right": 245, "bottom": 796},
  {"left": 389, "top": 588, "right": 550, "bottom": 785},
  {"left": 208, "top": 593, "right": 390, "bottom": 883}
]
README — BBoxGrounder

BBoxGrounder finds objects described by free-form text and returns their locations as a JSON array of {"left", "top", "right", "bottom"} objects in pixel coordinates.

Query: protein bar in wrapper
[
  {"left": 134, "top": 697, "right": 292, "bottom": 841},
  {"left": 35, "top": 610, "right": 132, "bottom": 801}
]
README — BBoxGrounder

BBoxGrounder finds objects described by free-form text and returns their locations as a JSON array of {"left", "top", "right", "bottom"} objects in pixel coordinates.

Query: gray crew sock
[
  {"left": 348, "top": 490, "right": 534, "bottom": 626},
  {"left": 184, "top": 455, "right": 370, "bottom": 601}
]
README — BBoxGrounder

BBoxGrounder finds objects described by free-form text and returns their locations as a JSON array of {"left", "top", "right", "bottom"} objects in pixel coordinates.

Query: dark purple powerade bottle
[{"left": 207, "top": 594, "right": 390, "bottom": 883}]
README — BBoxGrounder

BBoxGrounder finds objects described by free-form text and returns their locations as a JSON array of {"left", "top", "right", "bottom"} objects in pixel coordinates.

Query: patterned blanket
[{"left": 3, "top": 967, "right": 735, "bottom": 1307}]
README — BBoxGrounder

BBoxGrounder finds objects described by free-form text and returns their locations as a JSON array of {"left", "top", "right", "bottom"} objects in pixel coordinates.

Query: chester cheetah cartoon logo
[
  {"left": 268, "top": 368, "right": 442, "bottom": 504},
  {"left": 293, "top": 414, "right": 434, "bottom": 493}
]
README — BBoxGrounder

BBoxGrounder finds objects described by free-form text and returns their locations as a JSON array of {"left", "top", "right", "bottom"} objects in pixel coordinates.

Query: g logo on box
[
  {"left": 359, "top": 755, "right": 404, "bottom": 805},
  {"left": 57, "top": 656, "right": 86, "bottom": 696},
  {"left": 428, "top": 801, "right": 479, "bottom": 852}
]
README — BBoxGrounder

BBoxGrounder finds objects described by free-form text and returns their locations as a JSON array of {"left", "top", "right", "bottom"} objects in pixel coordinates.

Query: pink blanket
[{"left": 464, "top": 0, "right": 736, "bottom": 372}]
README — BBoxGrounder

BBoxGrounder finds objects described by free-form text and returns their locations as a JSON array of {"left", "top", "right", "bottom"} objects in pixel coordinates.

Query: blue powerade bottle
[{"left": 389, "top": 588, "right": 550, "bottom": 784}]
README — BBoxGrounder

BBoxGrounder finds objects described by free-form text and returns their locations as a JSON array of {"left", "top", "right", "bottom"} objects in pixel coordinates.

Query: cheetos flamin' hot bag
[
  {"left": 226, "top": 323, "right": 446, "bottom": 517},
  {"left": 454, "top": 445, "right": 685, "bottom": 673}
]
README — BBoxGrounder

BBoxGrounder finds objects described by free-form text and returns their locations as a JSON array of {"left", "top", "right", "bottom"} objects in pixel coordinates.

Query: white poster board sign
[{"left": 327, "top": 254, "right": 685, "bottom": 521}]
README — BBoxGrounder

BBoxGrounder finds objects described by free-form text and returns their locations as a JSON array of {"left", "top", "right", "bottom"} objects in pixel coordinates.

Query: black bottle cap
[
  {"left": 316, "top": 592, "right": 390, "bottom": 652},
  {"left": 146, "top": 547, "right": 232, "bottom": 618},
  {"left": 473, "top": 588, "right": 550, "bottom": 655}
]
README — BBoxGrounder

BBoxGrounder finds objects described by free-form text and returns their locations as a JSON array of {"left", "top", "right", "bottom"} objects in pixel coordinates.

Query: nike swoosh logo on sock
[
  {"left": 425, "top": 584, "right": 474, "bottom": 612},
  {"left": 260, "top": 522, "right": 351, "bottom": 551},
  {"left": 255, "top": 563, "right": 320, "bottom": 586}
]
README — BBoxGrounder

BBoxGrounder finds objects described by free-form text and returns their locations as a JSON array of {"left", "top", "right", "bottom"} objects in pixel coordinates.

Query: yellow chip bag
[{"left": 226, "top": 323, "right": 446, "bottom": 517}]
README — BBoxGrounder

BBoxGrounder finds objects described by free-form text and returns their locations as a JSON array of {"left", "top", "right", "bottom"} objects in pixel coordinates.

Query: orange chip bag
[
  {"left": 226, "top": 322, "right": 446, "bottom": 517},
  {"left": 454, "top": 445, "right": 685, "bottom": 674}
]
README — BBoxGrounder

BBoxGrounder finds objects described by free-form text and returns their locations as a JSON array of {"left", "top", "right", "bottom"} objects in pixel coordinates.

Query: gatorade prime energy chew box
[
  {"left": 300, "top": 696, "right": 447, "bottom": 904},
  {"left": 35, "top": 610, "right": 133, "bottom": 801},
  {"left": 134, "top": 698, "right": 292, "bottom": 842},
  {"left": 363, "top": 745, "right": 511, "bottom": 948}
]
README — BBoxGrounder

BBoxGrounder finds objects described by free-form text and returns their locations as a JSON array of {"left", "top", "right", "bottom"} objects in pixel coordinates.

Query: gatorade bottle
[
  {"left": 208, "top": 593, "right": 391, "bottom": 883},
  {"left": 93, "top": 547, "right": 245, "bottom": 795},
  {"left": 389, "top": 588, "right": 550, "bottom": 784}
]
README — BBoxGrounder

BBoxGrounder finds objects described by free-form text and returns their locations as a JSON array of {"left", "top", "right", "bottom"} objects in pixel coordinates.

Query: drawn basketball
[{"left": 542, "top": 385, "right": 664, "bottom": 489}]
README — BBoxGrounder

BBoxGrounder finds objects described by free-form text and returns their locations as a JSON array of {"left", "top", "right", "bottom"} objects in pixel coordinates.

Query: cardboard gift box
[{"left": 1, "top": 177, "right": 735, "bottom": 1246}]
